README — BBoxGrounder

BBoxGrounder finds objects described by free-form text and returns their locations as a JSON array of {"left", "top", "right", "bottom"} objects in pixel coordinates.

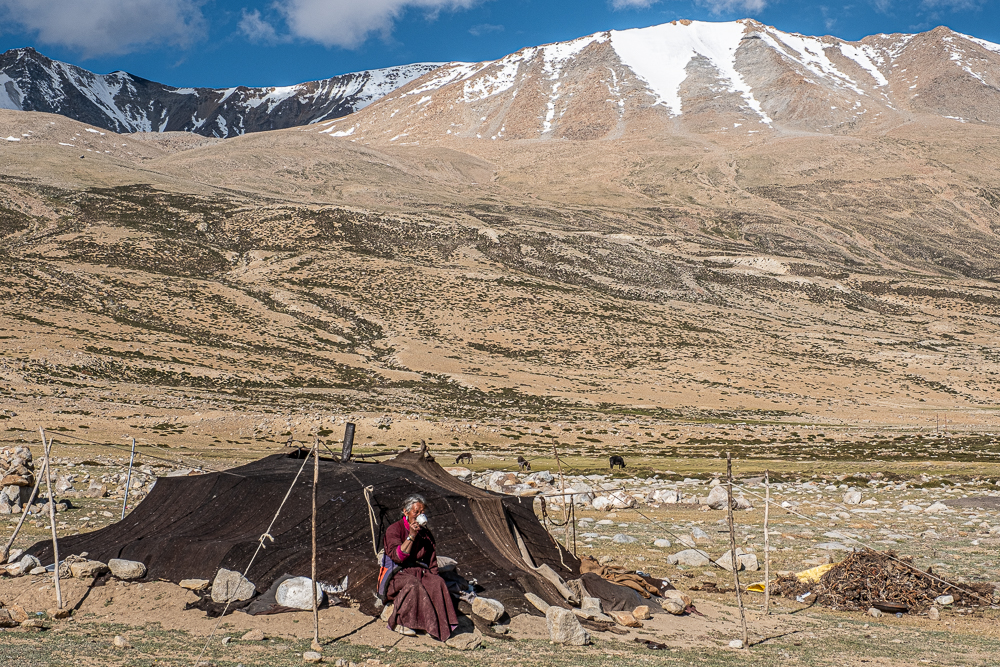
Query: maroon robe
[{"left": 384, "top": 516, "right": 458, "bottom": 640}]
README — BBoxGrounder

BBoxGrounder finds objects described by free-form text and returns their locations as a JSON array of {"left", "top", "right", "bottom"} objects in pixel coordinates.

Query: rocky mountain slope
[
  {"left": 318, "top": 19, "right": 1000, "bottom": 143},
  {"left": 0, "top": 47, "right": 441, "bottom": 138}
]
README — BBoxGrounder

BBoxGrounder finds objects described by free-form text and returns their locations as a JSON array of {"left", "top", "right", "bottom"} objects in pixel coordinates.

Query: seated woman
[{"left": 383, "top": 494, "right": 458, "bottom": 640}]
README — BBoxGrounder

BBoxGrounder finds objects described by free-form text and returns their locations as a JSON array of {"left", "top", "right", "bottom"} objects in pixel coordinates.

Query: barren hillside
[{"left": 1, "top": 104, "right": 1000, "bottom": 453}]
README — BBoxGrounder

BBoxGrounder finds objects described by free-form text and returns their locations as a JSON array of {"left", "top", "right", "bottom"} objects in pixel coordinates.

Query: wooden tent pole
[
  {"left": 121, "top": 437, "right": 136, "bottom": 520},
  {"left": 553, "top": 445, "right": 570, "bottom": 553},
  {"left": 764, "top": 469, "right": 771, "bottom": 616},
  {"left": 40, "top": 428, "right": 62, "bottom": 609},
  {"left": 726, "top": 452, "right": 748, "bottom": 648},
  {"left": 310, "top": 436, "right": 321, "bottom": 653},
  {"left": 2, "top": 443, "right": 49, "bottom": 563}
]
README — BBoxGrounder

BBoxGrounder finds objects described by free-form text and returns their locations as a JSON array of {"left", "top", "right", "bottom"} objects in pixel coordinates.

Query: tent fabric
[{"left": 28, "top": 450, "right": 580, "bottom": 616}]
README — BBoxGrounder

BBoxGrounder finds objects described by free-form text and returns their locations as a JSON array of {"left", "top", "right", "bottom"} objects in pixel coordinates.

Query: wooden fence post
[
  {"left": 40, "top": 428, "right": 62, "bottom": 609},
  {"left": 726, "top": 452, "right": 748, "bottom": 648}
]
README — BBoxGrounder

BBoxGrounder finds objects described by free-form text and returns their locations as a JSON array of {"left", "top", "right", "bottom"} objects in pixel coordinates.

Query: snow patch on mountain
[{"left": 610, "top": 21, "right": 770, "bottom": 122}]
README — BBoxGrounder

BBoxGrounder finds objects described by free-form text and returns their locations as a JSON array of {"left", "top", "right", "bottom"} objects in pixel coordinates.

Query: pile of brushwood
[{"left": 773, "top": 549, "right": 994, "bottom": 612}]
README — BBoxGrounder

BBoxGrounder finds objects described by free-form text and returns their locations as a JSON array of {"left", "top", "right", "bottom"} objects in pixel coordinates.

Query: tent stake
[
  {"left": 2, "top": 442, "right": 49, "bottom": 563},
  {"left": 726, "top": 452, "right": 748, "bottom": 648},
  {"left": 121, "top": 437, "right": 136, "bottom": 520},
  {"left": 764, "top": 469, "right": 771, "bottom": 616},
  {"left": 40, "top": 428, "right": 62, "bottom": 609},
  {"left": 311, "top": 436, "right": 322, "bottom": 653}
]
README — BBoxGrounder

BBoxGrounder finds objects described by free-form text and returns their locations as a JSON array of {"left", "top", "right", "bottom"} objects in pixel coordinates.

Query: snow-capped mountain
[
  {"left": 317, "top": 19, "right": 1000, "bottom": 143},
  {"left": 0, "top": 47, "right": 441, "bottom": 138}
]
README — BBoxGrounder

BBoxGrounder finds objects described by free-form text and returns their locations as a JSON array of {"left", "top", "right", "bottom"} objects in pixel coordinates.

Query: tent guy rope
[{"left": 191, "top": 447, "right": 313, "bottom": 667}]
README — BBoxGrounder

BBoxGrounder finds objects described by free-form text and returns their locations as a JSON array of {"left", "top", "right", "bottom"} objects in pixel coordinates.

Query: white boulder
[{"left": 275, "top": 577, "right": 324, "bottom": 610}]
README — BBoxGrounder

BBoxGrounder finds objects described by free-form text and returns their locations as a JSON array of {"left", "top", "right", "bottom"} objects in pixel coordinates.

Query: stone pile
[
  {"left": 0, "top": 447, "right": 35, "bottom": 514},
  {"left": 465, "top": 468, "right": 752, "bottom": 512}
]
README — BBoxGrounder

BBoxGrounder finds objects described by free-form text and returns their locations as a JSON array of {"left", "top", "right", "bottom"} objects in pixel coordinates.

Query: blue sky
[{"left": 0, "top": 1, "right": 996, "bottom": 89}]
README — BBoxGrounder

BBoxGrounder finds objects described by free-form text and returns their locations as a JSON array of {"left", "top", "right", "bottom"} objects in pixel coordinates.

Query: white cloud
[
  {"left": 276, "top": 0, "right": 477, "bottom": 49},
  {"left": 611, "top": 0, "right": 659, "bottom": 9},
  {"left": 921, "top": 0, "right": 981, "bottom": 9},
  {"left": 239, "top": 9, "right": 287, "bottom": 44},
  {"left": 468, "top": 23, "right": 503, "bottom": 36},
  {"left": 696, "top": 0, "right": 768, "bottom": 13},
  {"left": 0, "top": 0, "right": 206, "bottom": 58}
]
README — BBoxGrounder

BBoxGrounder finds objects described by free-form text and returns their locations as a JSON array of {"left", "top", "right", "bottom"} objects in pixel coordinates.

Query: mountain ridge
[
  {"left": 316, "top": 19, "right": 1000, "bottom": 144},
  {"left": 0, "top": 46, "right": 442, "bottom": 138}
]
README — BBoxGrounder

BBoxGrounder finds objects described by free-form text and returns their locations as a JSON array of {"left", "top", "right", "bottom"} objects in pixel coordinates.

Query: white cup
[{"left": 416, "top": 513, "right": 428, "bottom": 526}]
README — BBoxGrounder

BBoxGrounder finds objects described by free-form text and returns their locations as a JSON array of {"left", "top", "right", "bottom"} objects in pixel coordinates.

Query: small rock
[
  {"left": 524, "top": 592, "right": 551, "bottom": 613},
  {"left": 211, "top": 568, "right": 255, "bottom": 603},
  {"left": 572, "top": 607, "right": 614, "bottom": 623},
  {"left": 592, "top": 496, "right": 612, "bottom": 511},
  {"left": 241, "top": 628, "right": 265, "bottom": 641},
  {"left": 48, "top": 607, "right": 72, "bottom": 619},
  {"left": 729, "top": 639, "right": 744, "bottom": 649},
  {"left": 113, "top": 635, "right": 131, "bottom": 648},
  {"left": 69, "top": 559, "right": 109, "bottom": 579},
  {"left": 653, "top": 539, "right": 671, "bottom": 548},
  {"left": 471, "top": 596, "right": 505, "bottom": 622},
  {"left": 17, "top": 553, "right": 41, "bottom": 575},
  {"left": 581, "top": 597, "right": 602, "bottom": 613},
  {"left": 663, "top": 590, "right": 692, "bottom": 609},
  {"left": 108, "top": 558, "right": 146, "bottom": 580},
  {"left": 691, "top": 527, "right": 710, "bottom": 543},
  {"left": 6, "top": 548, "right": 23, "bottom": 564},
  {"left": 20, "top": 618, "right": 45, "bottom": 630},
  {"left": 632, "top": 605, "right": 651, "bottom": 621},
  {"left": 935, "top": 595, "right": 954, "bottom": 606},
  {"left": 179, "top": 579, "right": 210, "bottom": 591},
  {"left": 927, "top": 606, "right": 940, "bottom": 620},
  {"left": 612, "top": 534, "right": 637, "bottom": 544},
  {"left": 706, "top": 486, "right": 733, "bottom": 510},
  {"left": 669, "top": 549, "right": 710, "bottom": 567},
  {"left": 303, "top": 651, "right": 323, "bottom": 663},
  {"left": 546, "top": 607, "right": 589, "bottom": 645},
  {"left": 608, "top": 610, "right": 642, "bottom": 627},
  {"left": 445, "top": 625, "right": 483, "bottom": 650},
  {"left": 843, "top": 489, "right": 863, "bottom": 505},
  {"left": 868, "top": 607, "right": 883, "bottom": 618},
  {"left": 7, "top": 604, "right": 28, "bottom": 623},
  {"left": 29, "top": 566, "right": 47, "bottom": 575},
  {"left": 738, "top": 553, "right": 759, "bottom": 572},
  {"left": 924, "top": 502, "right": 949, "bottom": 514}
]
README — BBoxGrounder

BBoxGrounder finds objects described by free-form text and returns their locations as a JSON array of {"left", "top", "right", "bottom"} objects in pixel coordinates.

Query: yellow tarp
[{"left": 746, "top": 562, "right": 835, "bottom": 592}]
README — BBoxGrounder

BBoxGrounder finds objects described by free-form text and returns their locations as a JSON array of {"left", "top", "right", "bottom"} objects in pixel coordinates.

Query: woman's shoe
[{"left": 395, "top": 625, "right": 416, "bottom": 636}]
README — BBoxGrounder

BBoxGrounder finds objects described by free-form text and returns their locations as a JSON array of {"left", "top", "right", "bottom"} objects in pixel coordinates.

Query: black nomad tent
[{"left": 29, "top": 450, "right": 580, "bottom": 616}]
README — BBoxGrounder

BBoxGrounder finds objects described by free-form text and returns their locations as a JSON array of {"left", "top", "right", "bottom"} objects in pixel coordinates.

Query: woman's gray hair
[{"left": 401, "top": 494, "right": 427, "bottom": 514}]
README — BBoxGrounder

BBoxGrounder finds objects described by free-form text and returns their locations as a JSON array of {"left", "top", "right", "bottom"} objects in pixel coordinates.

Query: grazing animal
[
  {"left": 455, "top": 452, "right": 473, "bottom": 465},
  {"left": 609, "top": 455, "right": 626, "bottom": 470},
  {"left": 517, "top": 456, "right": 531, "bottom": 471}
]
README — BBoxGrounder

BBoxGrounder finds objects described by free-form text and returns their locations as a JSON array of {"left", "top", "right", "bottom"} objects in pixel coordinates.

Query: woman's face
[{"left": 405, "top": 502, "right": 425, "bottom": 523}]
